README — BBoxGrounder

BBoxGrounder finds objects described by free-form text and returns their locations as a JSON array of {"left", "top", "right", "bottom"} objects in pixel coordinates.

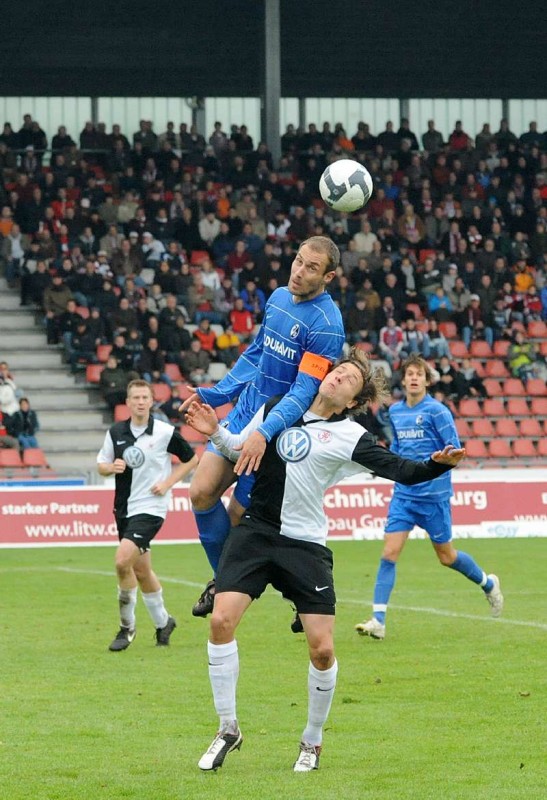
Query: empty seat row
[
  {"left": 463, "top": 439, "right": 547, "bottom": 459},
  {"left": 483, "top": 377, "right": 547, "bottom": 397},
  {"left": 0, "top": 448, "right": 49, "bottom": 469},
  {"left": 455, "top": 418, "right": 547, "bottom": 439},
  {"left": 458, "top": 397, "right": 547, "bottom": 417}
]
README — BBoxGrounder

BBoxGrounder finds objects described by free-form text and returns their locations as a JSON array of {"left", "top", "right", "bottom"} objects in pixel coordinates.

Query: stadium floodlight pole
[{"left": 262, "top": 0, "right": 281, "bottom": 167}]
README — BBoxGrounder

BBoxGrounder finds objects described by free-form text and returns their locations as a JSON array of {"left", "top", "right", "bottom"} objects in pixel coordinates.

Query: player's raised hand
[
  {"left": 234, "top": 430, "right": 267, "bottom": 476},
  {"left": 431, "top": 445, "right": 466, "bottom": 466},
  {"left": 178, "top": 387, "right": 201, "bottom": 413},
  {"left": 185, "top": 402, "right": 218, "bottom": 436}
]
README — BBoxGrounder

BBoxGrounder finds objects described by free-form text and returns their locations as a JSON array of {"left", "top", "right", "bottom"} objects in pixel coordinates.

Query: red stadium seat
[
  {"left": 405, "top": 303, "right": 423, "bottom": 320},
  {"left": 114, "top": 404, "right": 130, "bottom": 422},
  {"left": 449, "top": 341, "right": 469, "bottom": 358},
  {"left": 180, "top": 425, "right": 208, "bottom": 444},
  {"left": 439, "top": 321, "right": 457, "bottom": 339},
  {"left": 537, "top": 439, "right": 547, "bottom": 457},
  {"left": 512, "top": 440, "right": 537, "bottom": 458},
  {"left": 470, "top": 359, "right": 486, "bottom": 377},
  {"left": 164, "top": 363, "right": 183, "bottom": 383},
  {"left": 86, "top": 364, "right": 104, "bottom": 384},
  {"left": 190, "top": 250, "right": 209, "bottom": 266},
  {"left": 22, "top": 448, "right": 49, "bottom": 468},
  {"left": 355, "top": 342, "right": 375, "bottom": 354},
  {"left": 483, "top": 399, "right": 505, "bottom": 417},
  {"left": 527, "top": 320, "right": 547, "bottom": 338},
  {"left": 76, "top": 306, "right": 90, "bottom": 319},
  {"left": 493, "top": 340, "right": 511, "bottom": 358},
  {"left": 0, "top": 450, "right": 23, "bottom": 468},
  {"left": 470, "top": 341, "right": 492, "bottom": 358},
  {"left": 418, "top": 248, "right": 436, "bottom": 263},
  {"left": 484, "top": 360, "right": 510, "bottom": 378},
  {"left": 540, "top": 341, "right": 547, "bottom": 358},
  {"left": 495, "top": 419, "right": 519, "bottom": 437},
  {"left": 519, "top": 419, "right": 542, "bottom": 437},
  {"left": 471, "top": 419, "right": 495, "bottom": 437},
  {"left": 530, "top": 398, "right": 547, "bottom": 416},
  {"left": 176, "top": 384, "right": 195, "bottom": 402},
  {"left": 152, "top": 383, "right": 171, "bottom": 403},
  {"left": 502, "top": 378, "right": 526, "bottom": 396},
  {"left": 506, "top": 398, "right": 530, "bottom": 417},
  {"left": 96, "top": 344, "right": 113, "bottom": 363},
  {"left": 488, "top": 440, "right": 513, "bottom": 458},
  {"left": 455, "top": 419, "right": 472, "bottom": 438},
  {"left": 464, "top": 440, "right": 488, "bottom": 458},
  {"left": 215, "top": 403, "right": 234, "bottom": 420},
  {"left": 458, "top": 398, "right": 483, "bottom": 417},
  {"left": 483, "top": 379, "right": 503, "bottom": 397},
  {"left": 526, "top": 379, "right": 547, "bottom": 397}
]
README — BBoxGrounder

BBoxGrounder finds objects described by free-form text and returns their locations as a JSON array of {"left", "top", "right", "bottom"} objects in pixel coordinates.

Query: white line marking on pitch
[{"left": 4, "top": 566, "right": 547, "bottom": 632}]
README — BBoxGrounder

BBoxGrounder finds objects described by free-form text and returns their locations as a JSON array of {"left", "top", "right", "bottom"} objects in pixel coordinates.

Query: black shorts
[
  {"left": 116, "top": 514, "right": 164, "bottom": 553},
  {"left": 216, "top": 518, "right": 336, "bottom": 616}
]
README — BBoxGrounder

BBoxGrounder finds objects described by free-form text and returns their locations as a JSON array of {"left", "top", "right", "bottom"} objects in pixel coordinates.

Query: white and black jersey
[
  {"left": 97, "top": 416, "right": 194, "bottom": 520},
  {"left": 212, "top": 398, "right": 452, "bottom": 547}
]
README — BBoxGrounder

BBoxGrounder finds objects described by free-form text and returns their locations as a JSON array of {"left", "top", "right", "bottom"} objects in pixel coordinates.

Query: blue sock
[
  {"left": 194, "top": 499, "right": 231, "bottom": 573},
  {"left": 449, "top": 551, "right": 492, "bottom": 591},
  {"left": 372, "top": 558, "right": 396, "bottom": 624}
]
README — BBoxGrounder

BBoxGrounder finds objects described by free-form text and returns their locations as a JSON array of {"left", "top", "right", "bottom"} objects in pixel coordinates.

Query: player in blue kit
[
  {"left": 355, "top": 354, "right": 503, "bottom": 640},
  {"left": 180, "top": 236, "right": 346, "bottom": 616}
]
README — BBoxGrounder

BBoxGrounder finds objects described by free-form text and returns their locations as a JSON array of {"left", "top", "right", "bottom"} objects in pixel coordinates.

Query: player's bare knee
[
  {"left": 209, "top": 609, "right": 236, "bottom": 642},
  {"left": 189, "top": 481, "right": 218, "bottom": 511},
  {"left": 309, "top": 643, "right": 334, "bottom": 671},
  {"left": 438, "top": 551, "right": 456, "bottom": 567},
  {"left": 115, "top": 557, "right": 133, "bottom": 579}
]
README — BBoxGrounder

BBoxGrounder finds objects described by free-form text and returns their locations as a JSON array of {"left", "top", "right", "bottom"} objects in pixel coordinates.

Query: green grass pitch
[{"left": 1, "top": 539, "right": 545, "bottom": 800}]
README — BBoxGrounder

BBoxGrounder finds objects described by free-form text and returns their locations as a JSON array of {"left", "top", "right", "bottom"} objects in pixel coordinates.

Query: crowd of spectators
[{"left": 0, "top": 112, "right": 546, "bottom": 436}]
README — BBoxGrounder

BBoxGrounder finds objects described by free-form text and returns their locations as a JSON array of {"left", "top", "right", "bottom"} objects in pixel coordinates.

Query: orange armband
[{"left": 298, "top": 352, "right": 332, "bottom": 380}]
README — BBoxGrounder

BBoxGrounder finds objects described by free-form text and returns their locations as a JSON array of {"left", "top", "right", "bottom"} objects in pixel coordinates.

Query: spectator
[
  {"left": 421, "top": 119, "right": 444, "bottom": 153},
  {"left": 215, "top": 324, "right": 241, "bottom": 367},
  {"left": 99, "top": 355, "right": 139, "bottom": 411},
  {"left": 0, "top": 409, "right": 18, "bottom": 449},
  {"left": 426, "top": 319, "right": 451, "bottom": 359},
  {"left": 352, "top": 218, "right": 378, "bottom": 255},
  {"left": 67, "top": 321, "right": 97, "bottom": 373},
  {"left": 239, "top": 279, "right": 266, "bottom": 323},
  {"left": 427, "top": 287, "right": 454, "bottom": 321},
  {"left": 346, "top": 297, "right": 378, "bottom": 347},
  {"left": 43, "top": 272, "right": 74, "bottom": 344},
  {"left": 431, "top": 355, "right": 458, "bottom": 397},
  {"left": 229, "top": 297, "right": 254, "bottom": 342},
  {"left": 401, "top": 317, "right": 430, "bottom": 358},
  {"left": 461, "top": 295, "right": 494, "bottom": 349},
  {"left": 139, "top": 337, "right": 172, "bottom": 386},
  {"left": 111, "top": 333, "right": 136, "bottom": 372},
  {"left": 181, "top": 338, "right": 211, "bottom": 384},
  {"left": 193, "top": 318, "right": 218, "bottom": 358},
  {"left": 453, "top": 358, "right": 487, "bottom": 401},
  {"left": 507, "top": 331, "right": 542, "bottom": 381},
  {"left": 378, "top": 317, "right": 404, "bottom": 367}
]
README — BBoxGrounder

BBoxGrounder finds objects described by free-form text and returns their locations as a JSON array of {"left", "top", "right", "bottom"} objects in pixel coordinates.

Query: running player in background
[
  {"left": 355, "top": 354, "right": 503, "bottom": 640},
  {"left": 97, "top": 379, "right": 198, "bottom": 651},
  {"left": 184, "top": 348, "right": 465, "bottom": 772},
  {"left": 179, "top": 236, "right": 345, "bottom": 617}
]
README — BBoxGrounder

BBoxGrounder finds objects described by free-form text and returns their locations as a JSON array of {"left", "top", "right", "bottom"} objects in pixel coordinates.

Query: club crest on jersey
[
  {"left": 123, "top": 445, "right": 145, "bottom": 469},
  {"left": 415, "top": 415, "right": 423, "bottom": 425},
  {"left": 318, "top": 430, "right": 332, "bottom": 443},
  {"left": 276, "top": 428, "right": 311, "bottom": 462},
  {"left": 289, "top": 323, "right": 300, "bottom": 339}
]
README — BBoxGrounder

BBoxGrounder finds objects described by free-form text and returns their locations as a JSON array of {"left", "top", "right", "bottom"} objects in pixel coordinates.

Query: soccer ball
[{"left": 319, "top": 159, "right": 373, "bottom": 213}]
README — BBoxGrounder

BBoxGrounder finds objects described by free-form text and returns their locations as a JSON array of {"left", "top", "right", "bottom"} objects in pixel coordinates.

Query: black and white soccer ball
[{"left": 319, "top": 159, "right": 373, "bottom": 213}]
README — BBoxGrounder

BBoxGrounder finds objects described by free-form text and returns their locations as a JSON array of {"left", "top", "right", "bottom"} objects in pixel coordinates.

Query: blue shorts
[
  {"left": 385, "top": 496, "right": 452, "bottom": 543},
  {"left": 205, "top": 402, "right": 256, "bottom": 508}
]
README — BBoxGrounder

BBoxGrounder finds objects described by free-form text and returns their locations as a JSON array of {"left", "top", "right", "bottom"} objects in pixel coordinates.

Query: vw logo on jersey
[
  {"left": 289, "top": 323, "right": 300, "bottom": 339},
  {"left": 276, "top": 428, "right": 311, "bottom": 462},
  {"left": 415, "top": 414, "right": 423, "bottom": 426},
  {"left": 123, "top": 445, "right": 145, "bottom": 469}
]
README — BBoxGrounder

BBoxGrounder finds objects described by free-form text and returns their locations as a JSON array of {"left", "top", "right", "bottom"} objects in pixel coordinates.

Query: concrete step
[
  {"left": 14, "top": 369, "right": 81, "bottom": 391},
  {"left": 0, "top": 332, "right": 50, "bottom": 349},
  {"left": 45, "top": 450, "right": 99, "bottom": 474},
  {"left": 39, "top": 430, "right": 105, "bottom": 451},
  {"left": 0, "top": 350, "right": 65, "bottom": 369},
  {"left": 31, "top": 390, "right": 106, "bottom": 410},
  {"left": 39, "top": 409, "right": 106, "bottom": 428}
]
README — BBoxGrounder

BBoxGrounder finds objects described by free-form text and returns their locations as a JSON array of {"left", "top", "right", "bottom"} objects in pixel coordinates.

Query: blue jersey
[
  {"left": 389, "top": 394, "right": 460, "bottom": 501},
  {"left": 197, "top": 287, "right": 345, "bottom": 441}
]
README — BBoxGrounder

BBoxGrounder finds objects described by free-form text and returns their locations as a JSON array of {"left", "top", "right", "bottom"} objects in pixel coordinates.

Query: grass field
[{"left": 1, "top": 539, "right": 545, "bottom": 800}]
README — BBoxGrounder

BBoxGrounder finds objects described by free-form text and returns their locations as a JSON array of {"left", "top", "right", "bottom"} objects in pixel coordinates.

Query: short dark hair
[{"left": 299, "top": 235, "right": 340, "bottom": 273}]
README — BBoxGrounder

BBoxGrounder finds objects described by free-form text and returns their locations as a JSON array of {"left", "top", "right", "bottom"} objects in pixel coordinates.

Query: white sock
[
  {"left": 302, "top": 659, "right": 338, "bottom": 746},
  {"left": 141, "top": 589, "right": 169, "bottom": 629},
  {"left": 118, "top": 586, "right": 137, "bottom": 629},
  {"left": 208, "top": 640, "right": 239, "bottom": 731}
]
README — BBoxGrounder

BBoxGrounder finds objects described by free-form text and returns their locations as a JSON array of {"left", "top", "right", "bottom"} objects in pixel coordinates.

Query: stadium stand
[{"left": 0, "top": 110, "right": 545, "bottom": 477}]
